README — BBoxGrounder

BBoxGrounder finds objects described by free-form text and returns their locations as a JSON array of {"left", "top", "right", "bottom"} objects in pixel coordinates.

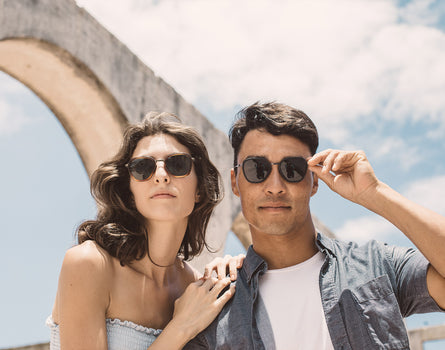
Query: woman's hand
[
  {"left": 153, "top": 277, "right": 235, "bottom": 349},
  {"left": 203, "top": 254, "right": 245, "bottom": 281}
]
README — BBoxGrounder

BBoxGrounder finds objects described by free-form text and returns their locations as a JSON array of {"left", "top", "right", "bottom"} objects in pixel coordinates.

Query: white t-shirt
[{"left": 259, "top": 252, "right": 334, "bottom": 350}]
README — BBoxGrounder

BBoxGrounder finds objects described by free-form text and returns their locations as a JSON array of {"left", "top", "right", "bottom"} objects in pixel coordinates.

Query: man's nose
[{"left": 265, "top": 166, "right": 286, "bottom": 195}]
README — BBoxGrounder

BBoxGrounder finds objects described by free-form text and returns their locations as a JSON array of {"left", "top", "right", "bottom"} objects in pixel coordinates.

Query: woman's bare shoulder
[
  {"left": 64, "top": 240, "right": 112, "bottom": 265},
  {"left": 60, "top": 241, "right": 115, "bottom": 284},
  {"left": 53, "top": 241, "right": 114, "bottom": 324}
]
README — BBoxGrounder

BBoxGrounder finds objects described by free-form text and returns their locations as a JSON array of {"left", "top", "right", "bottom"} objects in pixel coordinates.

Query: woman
[{"left": 47, "top": 112, "right": 243, "bottom": 349}]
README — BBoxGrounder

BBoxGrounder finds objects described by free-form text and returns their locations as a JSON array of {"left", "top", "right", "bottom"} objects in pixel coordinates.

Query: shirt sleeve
[
  {"left": 384, "top": 244, "right": 444, "bottom": 317},
  {"left": 183, "top": 333, "right": 210, "bottom": 350}
]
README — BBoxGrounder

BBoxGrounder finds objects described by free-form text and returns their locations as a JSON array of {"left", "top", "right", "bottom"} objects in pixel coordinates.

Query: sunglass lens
[
  {"left": 280, "top": 157, "right": 307, "bottom": 182},
  {"left": 129, "top": 158, "right": 156, "bottom": 180},
  {"left": 243, "top": 157, "right": 271, "bottom": 183},
  {"left": 165, "top": 154, "right": 192, "bottom": 176}
]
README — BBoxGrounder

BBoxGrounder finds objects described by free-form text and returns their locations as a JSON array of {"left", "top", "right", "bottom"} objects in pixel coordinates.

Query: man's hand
[
  {"left": 307, "top": 149, "right": 379, "bottom": 205},
  {"left": 309, "top": 150, "right": 445, "bottom": 307}
]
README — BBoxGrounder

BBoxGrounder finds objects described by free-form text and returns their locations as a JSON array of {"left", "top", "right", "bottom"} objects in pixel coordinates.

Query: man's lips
[{"left": 259, "top": 203, "right": 291, "bottom": 210}]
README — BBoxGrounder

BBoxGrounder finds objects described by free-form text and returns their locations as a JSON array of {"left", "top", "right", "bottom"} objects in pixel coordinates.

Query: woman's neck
[{"left": 135, "top": 219, "right": 187, "bottom": 284}]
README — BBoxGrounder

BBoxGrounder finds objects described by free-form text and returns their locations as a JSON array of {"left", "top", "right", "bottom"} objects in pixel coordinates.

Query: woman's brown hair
[{"left": 77, "top": 112, "right": 223, "bottom": 265}]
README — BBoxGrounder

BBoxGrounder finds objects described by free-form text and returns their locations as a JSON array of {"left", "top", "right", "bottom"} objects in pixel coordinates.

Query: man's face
[{"left": 231, "top": 129, "right": 318, "bottom": 238}]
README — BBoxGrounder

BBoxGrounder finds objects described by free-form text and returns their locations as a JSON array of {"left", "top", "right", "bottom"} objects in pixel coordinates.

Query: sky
[{"left": 1, "top": 0, "right": 445, "bottom": 347}]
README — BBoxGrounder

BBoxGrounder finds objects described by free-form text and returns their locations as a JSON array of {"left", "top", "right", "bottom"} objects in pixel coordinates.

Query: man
[{"left": 186, "top": 102, "right": 445, "bottom": 349}]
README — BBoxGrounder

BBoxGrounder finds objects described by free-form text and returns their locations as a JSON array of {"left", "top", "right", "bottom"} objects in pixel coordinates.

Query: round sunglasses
[
  {"left": 126, "top": 153, "right": 194, "bottom": 181},
  {"left": 236, "top": 156, "right": 308, "bottom": 183}
]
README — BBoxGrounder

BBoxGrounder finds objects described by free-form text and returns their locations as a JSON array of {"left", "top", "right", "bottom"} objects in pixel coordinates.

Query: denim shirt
[{"left": 185, "top": 233, "right": 443, "bottom": 350}]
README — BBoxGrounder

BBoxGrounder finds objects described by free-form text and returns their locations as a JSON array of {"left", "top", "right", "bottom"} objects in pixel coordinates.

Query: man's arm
[{"left": 308, "top": 149, "right": 445, "bottom": 309}]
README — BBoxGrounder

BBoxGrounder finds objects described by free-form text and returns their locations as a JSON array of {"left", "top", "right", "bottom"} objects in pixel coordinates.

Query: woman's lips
[{"left": 151, "top": 192, "right": 176, "bottom": 199}]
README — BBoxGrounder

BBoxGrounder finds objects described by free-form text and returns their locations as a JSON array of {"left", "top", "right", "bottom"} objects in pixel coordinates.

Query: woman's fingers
[
  {"left": 209, "top": 277, "right": 231, "bottom": 297},
  {"left": 203, "top": 256, "right": 223, "bottom": 279},
  {"left": 216, "top": 256, "right": 230, "bottom": 279},
  {"left": 202, "top": 276, "right": 217, "bottom": 290},
  {"left": 228, "top": 254, "right": 245, "bottom": 280},
  {"left": 204, "top": 254, "right": 246, "bottom": 280},
  {"left": 229, "top": 258, "right": 238, "bottom": 280},
  {"left": 216, "top": 283, "right": 236, "bottom": 306}
]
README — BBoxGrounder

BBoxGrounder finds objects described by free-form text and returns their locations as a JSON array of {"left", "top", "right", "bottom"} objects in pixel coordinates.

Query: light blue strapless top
[{"left": 46, "top": 316, "right": 162, "bottom": 349}]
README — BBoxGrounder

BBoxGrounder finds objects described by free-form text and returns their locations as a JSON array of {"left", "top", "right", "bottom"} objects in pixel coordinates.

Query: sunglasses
[
  {"left": 126, "top": 153, "right": 194, "bottom": 181},
  {"left": 236, "top": 156, "right": 308, "bottom": 183}
]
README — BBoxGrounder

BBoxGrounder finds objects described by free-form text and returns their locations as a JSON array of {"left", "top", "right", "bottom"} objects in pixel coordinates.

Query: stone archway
[
  {"left": 0, "top": 0, "right": 241, "bottom": 268},
  {"left": 0, "top": 38, "right": 127, "bottom": 175}
]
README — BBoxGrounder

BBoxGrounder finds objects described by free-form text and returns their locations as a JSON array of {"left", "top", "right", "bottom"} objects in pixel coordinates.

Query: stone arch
[
  {"left": 0, "top": 0, "right": 240, "bottom": 268},
  {"left": 0, "top": 38, "right": 127, "bottom": 174}
]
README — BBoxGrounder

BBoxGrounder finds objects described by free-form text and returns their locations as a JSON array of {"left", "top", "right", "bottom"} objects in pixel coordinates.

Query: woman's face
[{"left": 129, "top": 134, "right": 199, "bottom": 225}]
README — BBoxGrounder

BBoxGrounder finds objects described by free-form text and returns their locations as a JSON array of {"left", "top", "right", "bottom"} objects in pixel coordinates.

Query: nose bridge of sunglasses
[
  {"left": 153, "top": 159, "right": 168, "bottom": 174},
  {"left": 269, "top": 162, "right": 286, "bottom": 181}
]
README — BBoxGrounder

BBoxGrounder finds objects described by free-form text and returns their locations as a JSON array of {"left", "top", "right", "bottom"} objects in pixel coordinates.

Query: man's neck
[{"left": 251, "top": 222, "right": 318, "bottom": 269}]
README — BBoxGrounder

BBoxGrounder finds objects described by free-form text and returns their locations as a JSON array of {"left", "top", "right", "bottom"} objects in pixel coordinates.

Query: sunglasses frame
[
  {"left": 236, "top": 156, "right": 308, "bottom": 183},
  {"left": 126, "top": 153, "right": 194, "bottom": 181}
]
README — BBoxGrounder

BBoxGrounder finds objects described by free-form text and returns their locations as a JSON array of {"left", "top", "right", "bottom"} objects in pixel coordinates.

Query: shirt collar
[
  {"left": 243, "top": 245, "right": 268, "bottom": 283},
  {"left": 242, "top": 232, "right": 336, "bottom": 283},
  {"left": 316, "top": 232, "right": 336, "bottom": 256}
]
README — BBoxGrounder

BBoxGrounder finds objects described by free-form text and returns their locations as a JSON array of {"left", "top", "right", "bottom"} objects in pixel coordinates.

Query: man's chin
[{"left": 253, "top": 222, "right": 294, "bottom": 237}]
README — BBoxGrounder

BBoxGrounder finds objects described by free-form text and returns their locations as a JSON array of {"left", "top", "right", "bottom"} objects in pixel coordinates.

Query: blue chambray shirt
[{"left": 185, "top": 233, "right": 444, "bottom": 350}]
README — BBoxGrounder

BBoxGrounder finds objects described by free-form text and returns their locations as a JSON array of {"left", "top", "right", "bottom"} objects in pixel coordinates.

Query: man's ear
[
  {"left": 231, "top": 168, "right": 240, "bottom": 197},
  {"left": 310, "top": 172, "right": 319, "bottom": 197}
]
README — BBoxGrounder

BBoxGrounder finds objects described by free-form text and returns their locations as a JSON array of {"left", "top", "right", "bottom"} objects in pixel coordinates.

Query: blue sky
[{"left": 1, "top": 0, "right": 445, "bottom": 347}]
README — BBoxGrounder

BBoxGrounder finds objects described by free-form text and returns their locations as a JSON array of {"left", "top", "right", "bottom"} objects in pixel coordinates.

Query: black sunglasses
[
  {"left": 126, "top": 153, "right": 194, "bottom": 181},
  {"left": 236, "top": 156, "right": 308, "bottom": 183}
]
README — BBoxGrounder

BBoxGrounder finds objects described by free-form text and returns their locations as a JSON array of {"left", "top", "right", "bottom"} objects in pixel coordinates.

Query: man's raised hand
[{"left": 307, "top": 149, "right": 379, "bottom": 205}]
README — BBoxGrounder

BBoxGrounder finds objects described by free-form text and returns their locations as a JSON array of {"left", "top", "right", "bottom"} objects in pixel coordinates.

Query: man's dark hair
[{"left": 229, "top": 102, "right": 319, "bottom": 168}]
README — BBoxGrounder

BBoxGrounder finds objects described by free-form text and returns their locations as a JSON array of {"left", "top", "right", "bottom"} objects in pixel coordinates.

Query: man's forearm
[{"left": 359, "top": 181, "right": 445, "bottom": 278}]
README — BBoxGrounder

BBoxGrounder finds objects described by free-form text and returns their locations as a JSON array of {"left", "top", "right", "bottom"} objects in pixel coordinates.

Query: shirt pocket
[{"left": 340, "top": 275, "right": 409, "bottom": 349}]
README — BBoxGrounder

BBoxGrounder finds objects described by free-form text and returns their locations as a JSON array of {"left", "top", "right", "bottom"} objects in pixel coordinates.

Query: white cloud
[
  {"left": 399, "top": 0, "right": 439, "bottom": 26},
  {"left": 75, "top": 0, "right": 445, "bottom": 147},
  {"left": 0, "top": 73, "right": 46, "bottom": 135},
  {"left": 0, "top": 98, "right": 32, "bottom": 135},
  {"left": 370, "top": 136, "right": 421, "bottom": 171},
  {"left": 0, "top": 71, "right": 27, "bottom": 95},
  {"left": 403, "top": 175, "right": 445, "bottom": 215},
  {"left": 335, "top": 215, "right": 396, "bottom": 245}
]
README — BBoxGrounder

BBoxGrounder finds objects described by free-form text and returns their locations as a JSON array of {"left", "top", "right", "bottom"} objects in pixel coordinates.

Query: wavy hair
[{"left": 77, "top": 112, "right": 223, "bottom": 265}]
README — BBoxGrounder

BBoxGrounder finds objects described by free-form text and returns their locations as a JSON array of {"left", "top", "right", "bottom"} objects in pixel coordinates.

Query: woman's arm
[
  {"left": 53, "top": 242, "right": 111, "bottom": 350},
  {"left": 148, "top": 277, "right": 235, "bottom": 350}
]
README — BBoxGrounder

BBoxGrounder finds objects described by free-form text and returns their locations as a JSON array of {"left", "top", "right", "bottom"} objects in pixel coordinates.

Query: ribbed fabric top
[{"left": 46, "top": 316, "right": 162, "bottom": 349}]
